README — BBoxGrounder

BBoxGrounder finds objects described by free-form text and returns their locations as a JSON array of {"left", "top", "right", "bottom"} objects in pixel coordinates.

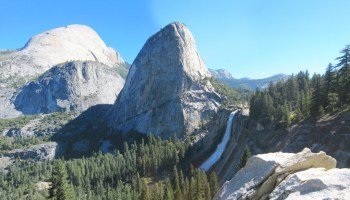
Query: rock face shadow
[{"left": 52, "top": 104, "right": 117, "bottom": 158}]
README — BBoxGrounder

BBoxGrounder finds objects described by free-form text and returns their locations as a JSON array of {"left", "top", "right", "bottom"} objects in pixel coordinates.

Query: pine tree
[
  {"left": 238, "top": 147, "right": 251, "bottom": 169},
  {"left": 310, "top": 74, "right": 324, "bottom": 118},
  {"left": 48, "top": 161, "right": 75, "bottom": 200},
  {"left": 336, "top": 45, "right": 350, "bottom": 68},
  {"left": 336, "top": 45, "right": 350, "bottom": 103},
  {"left": 172, "top": 166, "right": 182, "bottom": 199},
  {"left": 154, "top": 182, "right": 164, "bottom": 200},
  {"left": 204, "top": 182, "right": 211, "bottom": 200},
  {"left": 189, "top": 176, "right": 196, "bottom": 200},
  {"left": 323, "top": 64, "right": 336, "bottom": 107},
  {"left": 164, "top": 178, "right": 174, "bottom": 200},
  {"left": 327, "top": 93, "right": 339, "bottom": 112},
  {"left": 140, "top": 179, "right": 151, "bottom": 200},
  {"left": 209, "top": 172, "right": 219, "bottom": 198},
  {"left": 116, "top": 180, "right": 123, "bottom": 200},
  {"left": 179, "top": 170, "right": 185, "bottom": 194},
  {"left": 281, "top": 103, "right": 291, "bottom": 128}
]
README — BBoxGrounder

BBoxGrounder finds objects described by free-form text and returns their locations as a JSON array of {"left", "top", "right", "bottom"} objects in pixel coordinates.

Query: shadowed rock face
[
  {"left": 14, "top": 61, "right": 125, "bottom": 114},
  {"left": 109, "top": 22, "right": 221, "bottom": 138},
  {"left": 3, "top": 142, "right": 61, "bottom": 161}
]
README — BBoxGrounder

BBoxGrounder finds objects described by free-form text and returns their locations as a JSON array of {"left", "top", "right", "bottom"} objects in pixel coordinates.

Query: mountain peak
[
  {"left": 19, "top": 24, "right": 124, "bottom": 68},
  {"left": 140, "top": 22, "right": 210, "bottom": 79},
  {"left": 209, "top": 69, "right": 233, "bottom": 79},
  {"left": 108, "top": 22, "right": 220, "bottom": 138}
]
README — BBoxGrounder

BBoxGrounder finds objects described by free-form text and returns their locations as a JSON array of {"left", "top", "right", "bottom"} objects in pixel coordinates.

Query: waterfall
[{"left": 200, "top": 110, "right": 238, "bottom": 171}]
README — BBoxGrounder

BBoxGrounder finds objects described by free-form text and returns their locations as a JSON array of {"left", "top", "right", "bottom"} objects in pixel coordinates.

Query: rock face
[
  {"left": 3, "top": 142, "right": 61, "bottom": 161},
  {"left": 0, "top": 24, "right": 125, "bottom": 118},
  {"left": 108, "top": 22, "right": 221, "bottom": 138},
  {"left": 269, "top": 168, "right": 350, "bottom": 199},
  {"left": 0, "top": 157, "right": 13, "bottom": 173},
  {"left": 1, "top": 112, "right": 77, "bottom": 138},
  {"left": 19, "top": 24, "right": 123, "bottom": 68},
  {"left": 14, "top": 61, "right": 124, "bottom": 114},
  {"left": 0, "top": 88, "right": 22, "bottom": 118},
  {"left": 0, "top": 25, "right": 123, "bottom": 85},
  {"left": 247, "top": 110, "right": 350, "bottom": 168},
  {"left": 209, "top": 69, "right": 233, "bottom": 79},
  {"left": 215, "top": 148, "right": 350, "bottom": 200}
]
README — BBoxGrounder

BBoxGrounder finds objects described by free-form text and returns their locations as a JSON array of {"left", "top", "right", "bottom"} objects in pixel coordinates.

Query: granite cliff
[
  {"left": 14, "top": 61, "right": 124, "bottom": 114},
  {"left": 0, "top": 24, "right": 123, "bottom": 87},
  {"left": 0, "top": 25, "right": 126, "bottom": 118},
  {"left": 108, "top": 22, "right": 221, "bottom": 138}
]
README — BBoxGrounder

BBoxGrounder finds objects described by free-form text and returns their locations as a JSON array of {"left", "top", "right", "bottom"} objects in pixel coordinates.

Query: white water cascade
[{"left": 200, "top": 110, "right": 238, "bottom": 171}]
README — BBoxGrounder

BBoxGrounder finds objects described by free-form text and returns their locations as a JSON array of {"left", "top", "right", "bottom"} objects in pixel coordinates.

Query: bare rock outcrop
[
  {"left": 210, "top": 69, "right": 233, "bottom": 80},
  {"left": 0, "top": 157, "right": 13, "bottom": 173},
  {"left": 269, "top": 168, "right": 350, "bottom": 199},
  {"left": 18, "top": 24, "right": 123, "bottom": 69},
  {"left": 0, "top": 25, "right": 124, "bottom": 87},
  {"left": 108, "top": 22, "right": 221, "bottom": 138},
  {"left": 215, "top": 148, "right": 350, "bottom": 200},
  {"left": 14, "top": 61, "right": 125, "bottom": 114},
  {"left": 1, "top": 112, "right": 77, "bottom": 138},
  {"left": 3, "top": 142, "right": 61, "bottom": 161},
  {"left": 35, "top": 182, "right": 51, "bottom": 191},
  {"left": 0, "top": 25, "right": 126, "bottom": 118}
]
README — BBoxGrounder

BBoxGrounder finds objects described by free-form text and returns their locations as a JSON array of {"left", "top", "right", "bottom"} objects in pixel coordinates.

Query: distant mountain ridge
[{"left": 209, "top": 69, "right": 288, "bottom": 90}]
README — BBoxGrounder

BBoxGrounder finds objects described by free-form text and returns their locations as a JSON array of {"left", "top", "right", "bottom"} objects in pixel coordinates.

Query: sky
[{"left": 1, "top": 0, "right": 350, "bottom": 79}]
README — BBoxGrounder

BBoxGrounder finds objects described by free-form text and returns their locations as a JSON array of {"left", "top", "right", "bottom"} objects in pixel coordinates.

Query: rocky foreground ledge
[{"left": 215, "top": 148, "right": 350, "bottom": 200}]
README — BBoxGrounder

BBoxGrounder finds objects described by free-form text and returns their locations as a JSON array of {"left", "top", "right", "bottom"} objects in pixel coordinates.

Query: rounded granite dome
[
  {"left": 18, "top": 24, "right": 123, "bottom": 68},
  {"left": 135, "top": 22, "right": 211, "bottom": 80}
]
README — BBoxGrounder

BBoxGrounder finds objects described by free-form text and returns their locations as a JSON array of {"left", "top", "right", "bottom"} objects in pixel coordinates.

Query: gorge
[{"left": 200, "top": 110, "right": 238, "bottom": 171}]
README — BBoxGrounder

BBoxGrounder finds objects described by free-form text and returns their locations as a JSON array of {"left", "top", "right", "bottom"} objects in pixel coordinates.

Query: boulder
[
  {"left": 270, "top": 168, "right": 350, "bottom": 199},
  {"left": 0, "top": 157, "right": 13, "bottom": 173},
  {"left": 215, "top": 148, "right": 344, "bottom": 200},
  {"left": 35, "top": 181, "right": 51, "bottom": 191}
]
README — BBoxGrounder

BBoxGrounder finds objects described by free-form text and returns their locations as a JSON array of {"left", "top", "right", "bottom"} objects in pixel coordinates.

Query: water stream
[{"left": 200, "top": 110, "right": 238, "bottom": 171}]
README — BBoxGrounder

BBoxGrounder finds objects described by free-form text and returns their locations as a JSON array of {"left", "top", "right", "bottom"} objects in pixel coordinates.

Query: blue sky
[{"left": 1, "top": 0, "right": 350, "bottom": 78}]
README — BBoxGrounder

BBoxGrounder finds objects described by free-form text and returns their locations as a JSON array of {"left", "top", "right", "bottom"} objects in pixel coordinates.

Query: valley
[{"left": 0, "top": 20, "right": 350, "bottom": 200}]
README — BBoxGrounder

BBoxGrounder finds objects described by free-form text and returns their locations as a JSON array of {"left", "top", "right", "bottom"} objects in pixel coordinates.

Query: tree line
[
  {"left": 250, "top": 45, "right": 350, "bottom": 128},
  {"left": 0, "top": 135, "right": 219, "bottom": 200}
]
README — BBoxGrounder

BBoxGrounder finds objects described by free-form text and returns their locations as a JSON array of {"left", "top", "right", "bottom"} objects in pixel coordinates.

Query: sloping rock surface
[
  {"left": 0, "top": 24, "right": 125, "bottom": 118},
  {"left": 247, "top": 111, "right": 350, "bottom": 168},
  {"left": 215, "top": 148, "right": 350, "bottom": 200},
  {"left": 18, "top": 24, "right": 123, "bottom": 68},
  {"left": 14, "top": 61, "right": 124, "bottom": 114},
  {"left": 3, "top": 142, "right": 61, "bottom": 161},
  {"left": 0, "top": 25, "right": 123, "bottom": 85},
  {"left": 270, "top": 168, "right": 350, "bottom": 200},
  {"left": 109, "top": 22, "right": 221, "bottom": 138}
]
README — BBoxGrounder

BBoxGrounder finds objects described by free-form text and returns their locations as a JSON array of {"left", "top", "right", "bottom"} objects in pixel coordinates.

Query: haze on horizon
[{"left": 1, "top": 0, "right": 350, "bottom": 79}]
